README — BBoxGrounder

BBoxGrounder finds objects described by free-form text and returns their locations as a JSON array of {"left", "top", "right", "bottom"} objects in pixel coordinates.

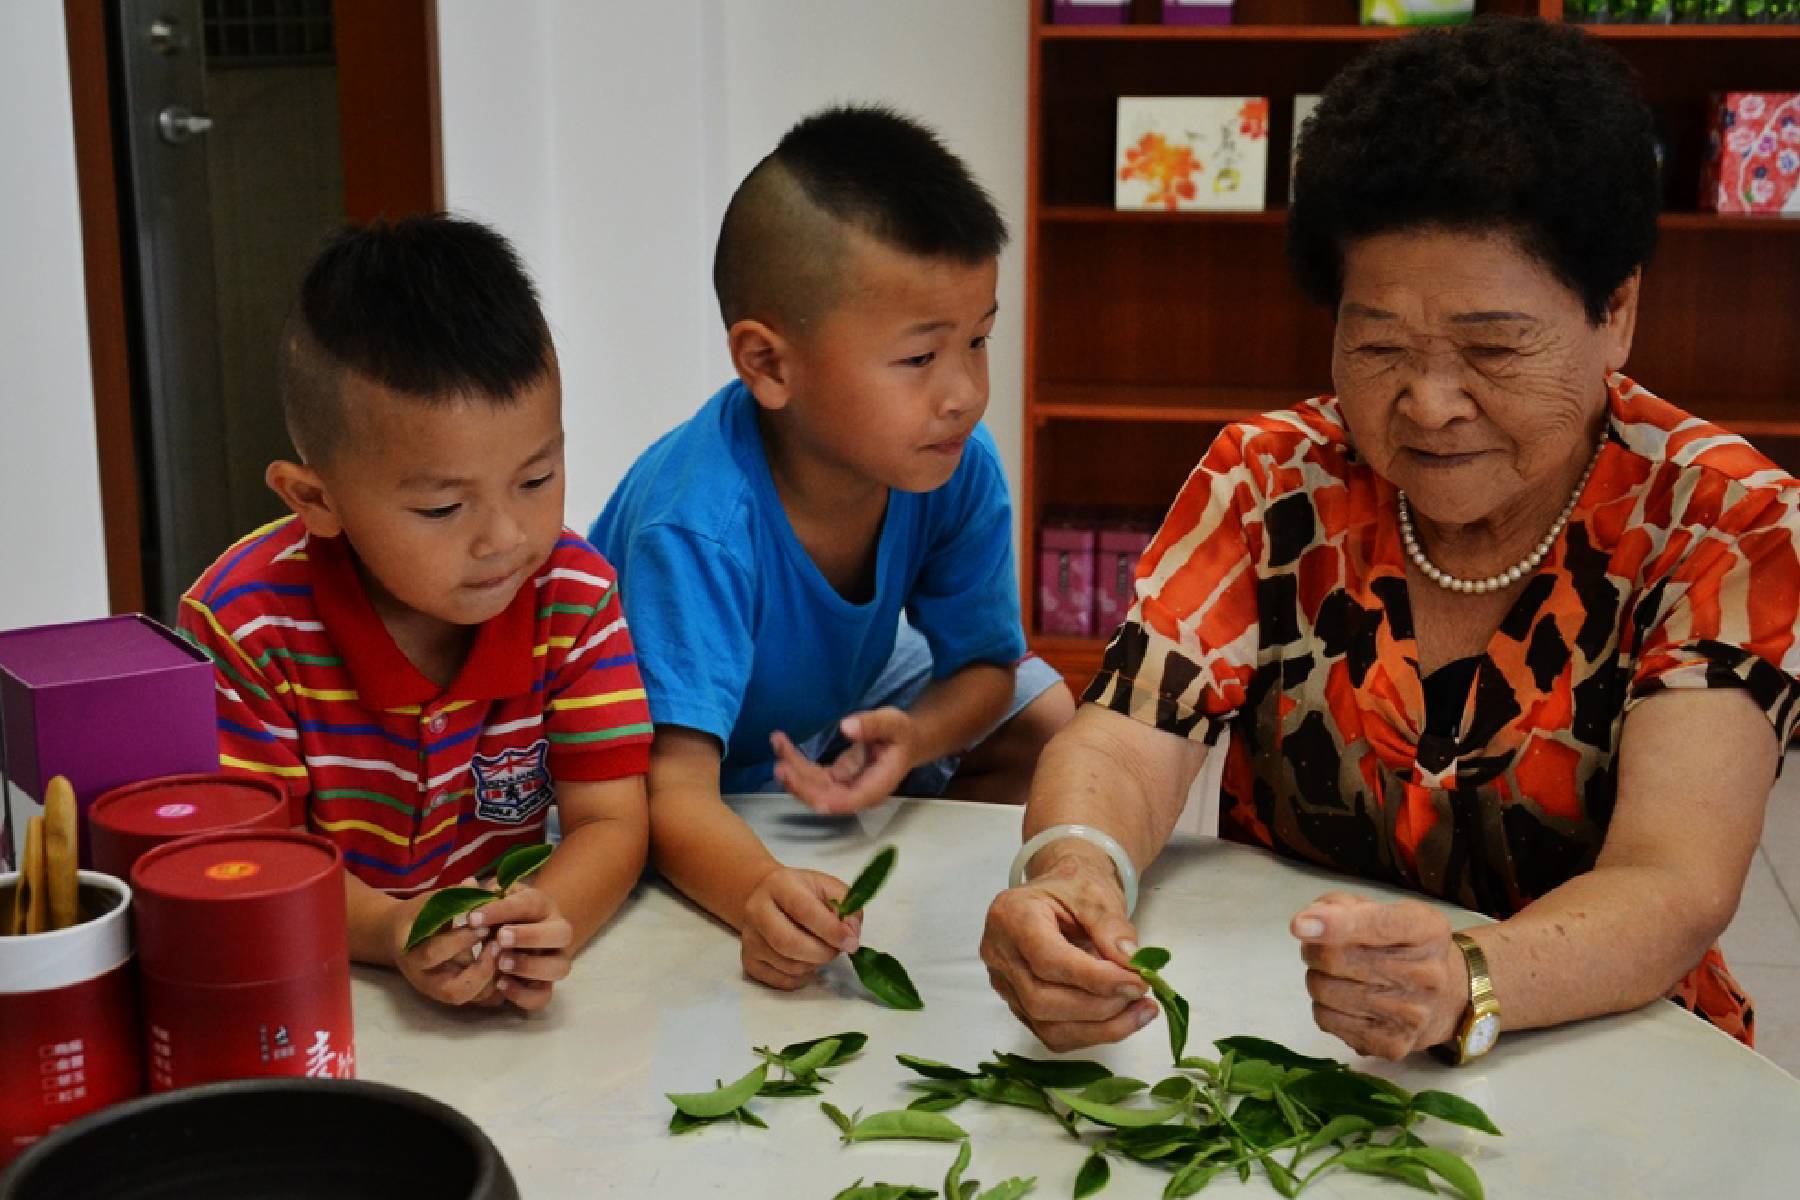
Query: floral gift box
[
  {"left": 1116, "top": 96, "right": 1270, "bottom": 213},
  {"left": 1702, "top": 93, "right": 1800, "bottom": 217}
]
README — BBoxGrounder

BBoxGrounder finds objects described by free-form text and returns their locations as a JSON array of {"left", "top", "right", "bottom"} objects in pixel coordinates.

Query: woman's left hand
[{"left": 1291, "top": 892, "right": 1471, "bottom": 1061}]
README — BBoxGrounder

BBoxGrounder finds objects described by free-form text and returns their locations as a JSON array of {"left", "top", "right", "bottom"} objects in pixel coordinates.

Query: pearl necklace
[{"left": 1397, "top": 441, "right": 1604, "bottom": 595}]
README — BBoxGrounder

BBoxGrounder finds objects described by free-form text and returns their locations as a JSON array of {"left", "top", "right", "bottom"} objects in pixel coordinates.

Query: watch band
[{"left": 1440, "top": 931, "right": 1501, "bottom": 1065}]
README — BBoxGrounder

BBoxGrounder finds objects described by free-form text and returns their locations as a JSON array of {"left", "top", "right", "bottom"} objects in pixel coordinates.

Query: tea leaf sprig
[
  {"left": 667, "top": 951, "right": 1500, "bottom": 1197},
  {"left": 403, "top": 843, "right": 553, "bottom": 950},
  {"left": 888, "top": 949, "right": 1500, "bottom": 1198},
  {"left": 833, "top": 847, "right": 924, "bottom": 1010}
]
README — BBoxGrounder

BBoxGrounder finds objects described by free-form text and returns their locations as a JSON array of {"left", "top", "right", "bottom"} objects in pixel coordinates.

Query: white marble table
[{"left": 352, "top": 796, "right": 1800, "bottom": 1198}]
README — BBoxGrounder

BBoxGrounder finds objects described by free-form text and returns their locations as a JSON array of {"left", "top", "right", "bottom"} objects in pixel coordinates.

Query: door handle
[{"left": 157, "top": 106, "right": 213, "bottom": 145}]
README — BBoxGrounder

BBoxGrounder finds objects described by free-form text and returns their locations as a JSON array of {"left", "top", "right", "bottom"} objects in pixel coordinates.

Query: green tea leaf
[
  {"left": 822, "top": 1101, "right": 856, "bottom": 1136},
  {"left": 1079, "top": 1076, "right": 1147, "bottom": 1104},
  {"left": 898, "top": 1054, "right": 981, "bottom": 1081},
  {"left": 1228, "top": 1097, "right": 1293, "bottom": 1148},
  {"left": 781, "top": 1031, "right": 869, "bottom": 1066},
  {"left": 1210, "top": 1036, "right": 1338, "bottom": 1072},
  {"left": 1176, "top": 1056, "right": 1218, "bottom": 1076},
  {"left": 1223, "top": 1058, "right": 1290, "bottom": 1097},
  {"left": 1410, "top": 1090, "right": 1503, "bottom": 1137},
  {"left": 1337, "top": 1147, "right": 1434, "bottom": 1192},
  {"left": 1261, "top": 1155, "right": 1300, "bottom": 1199},
  {"left": 836, "top": 845, "right": 897, "bottom": 917},
  {"left": 968, "top": 1076, "right": 1055, "bottom": 1114},
  {"left": 734, "top": 1105, "right": 768, "bottom": 1130},
  {"left": 784, "top": 1037, "right": 843, "bottom": 1078},
  {"left": 1283, "top": 1069, "right": 1408, "bottom": 1125},
  {"left": 988, "top": 1052, "right": 1111, "bottom": 1088},
  {"left": 1149, "top": 1075, "right": 1196, "bottom": 1102},
  {"left": 1303, "top": 1113, "right": 1376, "bottom": 1153},
  {"left": 1162, "top": 1162, "right": 1219, "bottom": 1198},
  {"left": 944, "top": 1139, "right": 972, "bottom": 1199},
  {"left": 404, "top": 885, "right": 498, "bottom": 950},
  {"left": 668, "top": 1109, "right": 726, "bottom": 1135},
  {"left": 1134, "top": 963, "right": 1191, "bottom": 1064},
  {"left": 972, "top": 1180, "right": 1035, "bottom": 1200},
  {"left": 845, "top": 1108, "right": 969, "bottom": 1143},
  {"left": 832, "top": 1183, "right": 939, "bottom": 1200},
  {"left": 1050, "top": 1089, "right": 1186, "bottom": 1129},
  {"left": 757, "top": 1080, "right": 823, "bottom": 1098},
  {"left": 492, "top": 842, "right": 553, "bottom": 891},
  {"left": 908, "top": 1093, "right": 968, "bottom": 1113},
  {"left": 1108, "top": 1123, "right": 1214, "bottom": 1163},
  {"left": 666, "top": 1063, "right": 767, "bottom": 1119},
  {"left": 1272, "top": 1086, "right": 1308, "bottom": 1136},
  {"left": 1129, "top": 946, "right": 1172, "bottom": 971},
  {"left": 1073, "top": 1150, "right": 1110, "bottom": 1198},
  {"left": 851, "top": 946, "right": 924, "bottom": 1009},
  {"left": 1391, "top": 1146, "right": 1485, "bottom": 1200}
]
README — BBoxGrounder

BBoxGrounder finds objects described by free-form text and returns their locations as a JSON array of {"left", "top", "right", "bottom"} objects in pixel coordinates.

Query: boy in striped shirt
[{"left": 180, "top": 216, "right": 651, "bottom": 1011}]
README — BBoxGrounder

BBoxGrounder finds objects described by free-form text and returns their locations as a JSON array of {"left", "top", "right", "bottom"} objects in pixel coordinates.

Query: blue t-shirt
[{"left": 589, "top": 379, "right": 1026, "bottom": 793}]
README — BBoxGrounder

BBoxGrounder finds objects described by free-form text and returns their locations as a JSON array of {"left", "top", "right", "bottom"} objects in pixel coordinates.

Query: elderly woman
[{"left": 984, "top": 18, "right": 1800, "bottom": 1064}]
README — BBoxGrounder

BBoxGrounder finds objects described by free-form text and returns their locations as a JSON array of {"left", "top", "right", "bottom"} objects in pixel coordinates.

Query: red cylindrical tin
[
  {"left": 0, "top": 871, "right": 143, "bottom": 1165},
  {"left": 130, "top": 831, "right": 353, "bottom": 1092},
  {"left": 88, "top": 774, "right": 289, "bottom": 881}
]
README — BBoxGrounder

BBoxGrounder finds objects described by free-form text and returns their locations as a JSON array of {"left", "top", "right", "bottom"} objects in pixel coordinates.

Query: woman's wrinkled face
[{"left": 1331, "top": 228, "right": 1637, "bottom": 530}]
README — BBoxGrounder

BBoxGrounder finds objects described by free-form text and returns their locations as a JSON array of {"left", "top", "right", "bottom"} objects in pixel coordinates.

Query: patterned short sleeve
[
  {"left": 1085, "top": 426, "right": 1265, "bottom": 745},
  {"left": 1626, "top": 482, "right": 1800, "bottom": 746}
]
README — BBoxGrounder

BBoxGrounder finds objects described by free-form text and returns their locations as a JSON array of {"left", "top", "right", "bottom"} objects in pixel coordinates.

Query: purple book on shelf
[
  {"left": 1163, "top": 0, "right": 1234, "bottom": 24},
  {"left": 0, "top": 614, "right": 219, "bottom": 869},
  {"left": 1053, "top": 0, "right": 1131, "bottom": 24},
  {"left": 1039, "top": 524, "right": 1098, "bottom": 637}
]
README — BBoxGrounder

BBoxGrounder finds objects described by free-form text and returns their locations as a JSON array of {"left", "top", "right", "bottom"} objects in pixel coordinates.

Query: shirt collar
[{"left": 308, "top": 533, "right": 536, "bottom": 711}]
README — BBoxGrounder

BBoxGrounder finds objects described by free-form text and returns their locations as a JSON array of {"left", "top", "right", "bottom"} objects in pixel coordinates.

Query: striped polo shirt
[{"left": 178, "top": 516, "right": 653, "bottom": 895}]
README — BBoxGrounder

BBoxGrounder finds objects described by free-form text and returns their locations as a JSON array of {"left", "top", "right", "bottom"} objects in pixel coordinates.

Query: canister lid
[
  {"left": 132, "top": 831, "right": 347, "bottom": 985},
  {"left": 91, "top": 774, "right": 287, "bottom": 839}
]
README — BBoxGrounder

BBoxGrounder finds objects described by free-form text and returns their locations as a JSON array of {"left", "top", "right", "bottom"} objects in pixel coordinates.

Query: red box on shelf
[
  {"left": 1702, "top": 93, "right": 1800, "bottom": 217},
  {"left": 1038, "top": 522, "right": 1098, "bottom": 637},
  {"left": 1096, "top": 524, "right": 1156, "bottom": 633}
]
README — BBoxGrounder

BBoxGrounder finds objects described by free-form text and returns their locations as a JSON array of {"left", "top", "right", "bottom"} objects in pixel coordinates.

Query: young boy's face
[
  {"left": 782, "top": 231, "right": 999, "bottom": 494},
  {"left": 313, "top": 369, "right": 567, "bottom": 630}
]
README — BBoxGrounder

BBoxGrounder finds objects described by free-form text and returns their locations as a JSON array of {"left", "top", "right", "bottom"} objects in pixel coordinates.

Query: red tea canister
[
  {"left": 88, "top": 773, "right": 289, "bottom": 881},
  {"left": 130, "top": 831, "right": 353, "bottom": 1092},
  {"left": 0, "top": 871, "right": 143, "bottom": 1164}
]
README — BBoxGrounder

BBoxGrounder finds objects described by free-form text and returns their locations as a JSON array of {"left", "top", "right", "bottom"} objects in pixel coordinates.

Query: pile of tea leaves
[{"left": 664, "top": 947, "right": 1500, "bottom": 1198}]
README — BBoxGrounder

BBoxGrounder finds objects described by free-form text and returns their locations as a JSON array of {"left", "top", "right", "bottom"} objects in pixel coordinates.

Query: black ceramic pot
[{"left": 0, "top": 1077, "right": 519, "bottom": 1199}]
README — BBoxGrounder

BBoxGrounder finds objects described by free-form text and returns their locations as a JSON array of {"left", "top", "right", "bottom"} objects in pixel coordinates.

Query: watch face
[{"left": 1466, "top": 1012, "right": 1500, "bottom": 1058}]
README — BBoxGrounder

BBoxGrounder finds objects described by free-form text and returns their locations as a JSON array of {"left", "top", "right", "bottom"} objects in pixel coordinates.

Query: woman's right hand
[{"left": 981, "top": 845, "right": 1158, "bottom": 1051}]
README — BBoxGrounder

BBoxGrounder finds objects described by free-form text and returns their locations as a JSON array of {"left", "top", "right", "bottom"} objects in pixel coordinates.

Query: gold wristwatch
[{"left": 1436, "top": 932, "right": 1500, "bottom": 1065}]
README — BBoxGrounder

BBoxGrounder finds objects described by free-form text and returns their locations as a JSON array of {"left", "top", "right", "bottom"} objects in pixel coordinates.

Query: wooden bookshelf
[{"left": 1023, "top": 0, "right": 1800, "bottom": 690}]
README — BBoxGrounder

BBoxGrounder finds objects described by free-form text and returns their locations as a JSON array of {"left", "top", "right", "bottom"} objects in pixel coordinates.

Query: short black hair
[
  {"left": 1288, "top": 17, "right": 1659, "bottom": 324},
  {"left": 713, "top": 104, "right": 1009, "bottom": 330},
  {"left": 279, "top": 214, "right": 553, "bottom": 461}
]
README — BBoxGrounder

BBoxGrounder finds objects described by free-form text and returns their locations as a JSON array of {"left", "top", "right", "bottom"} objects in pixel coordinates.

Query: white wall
[
  {"left": 435, "top": 0, "right": 1030, "bottom": 542},
  {"left": 0, "top": 3, "right": 110, "bottom": 629}
]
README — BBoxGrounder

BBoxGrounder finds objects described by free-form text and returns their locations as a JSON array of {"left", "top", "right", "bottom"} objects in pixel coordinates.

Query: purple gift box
[
  {"left": 1162, "top": 0, "right": 1234, "bottom": 24},
  {"left": 1096, "top": 525, "right": 1156, "bottom": 631},
  {"left": 0, "top": 615, "right": 218, "bottom": 869},
  {"left": 1052, "top": 0, "right": 1131, "bottom": 24},
  {"left": 1038, "top": 523, "right": 1098, "bottom": 637}
]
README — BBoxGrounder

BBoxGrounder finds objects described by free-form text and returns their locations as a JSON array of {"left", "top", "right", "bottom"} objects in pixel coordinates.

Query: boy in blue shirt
[{"left": 590, "top": 106, "right": 1072, "bottom": 991}]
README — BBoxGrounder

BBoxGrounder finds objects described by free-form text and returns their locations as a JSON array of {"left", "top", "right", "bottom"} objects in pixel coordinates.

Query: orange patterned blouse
[{"left": 1088, "top": 376, "right": 1800, "bottom": 1044}]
